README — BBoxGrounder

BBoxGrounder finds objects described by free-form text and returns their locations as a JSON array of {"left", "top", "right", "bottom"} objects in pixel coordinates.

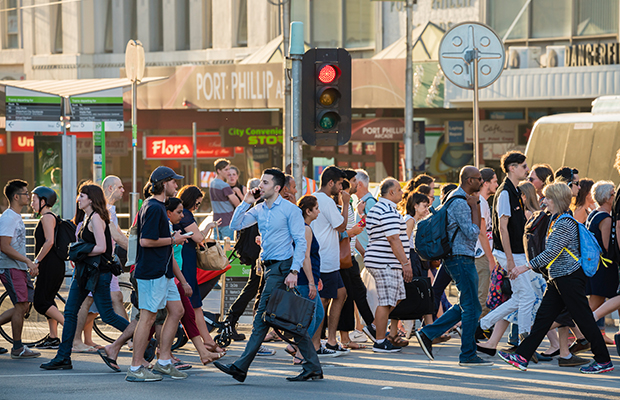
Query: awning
[
  {"left": 0, "top": 77, "right": 167, "bottom": 97},
  {"left": 373, "top": 22, "right": 445, "bottom": 61}
]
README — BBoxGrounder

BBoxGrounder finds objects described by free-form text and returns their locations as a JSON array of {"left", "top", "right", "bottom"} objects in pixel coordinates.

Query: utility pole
[
  {"left": 289, "top": 21, "right": 304, "bottom": 199},
  {"left": 404, "top": 0, "right": 414, "bottom": 181},
  {"left": 281, "top": 0, "right": 291, "bottom": 169}
]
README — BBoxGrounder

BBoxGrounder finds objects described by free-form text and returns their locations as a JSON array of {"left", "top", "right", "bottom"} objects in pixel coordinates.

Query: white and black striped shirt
[{"left": 364, "top": 197, "right": 410, "bottom": 269}]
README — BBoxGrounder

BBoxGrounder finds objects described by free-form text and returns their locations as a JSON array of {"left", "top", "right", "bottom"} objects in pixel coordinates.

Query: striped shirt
[
  {"left": 364, "top": 197, "right": 410, "bottom": 269},
  {"left": 529, "top": 213, "right": 581, "bottom": 279},
  {"left": 209, "top": 178, "right": 235, "bottom": 226}
]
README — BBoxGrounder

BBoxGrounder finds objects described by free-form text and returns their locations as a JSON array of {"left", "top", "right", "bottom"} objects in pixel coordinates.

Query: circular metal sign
[
  {"left": 439, "top": 22, "right": 505, "bottom": 90},
  {"left": 125, "top": 40, "right": 145, "bottom": 83}
]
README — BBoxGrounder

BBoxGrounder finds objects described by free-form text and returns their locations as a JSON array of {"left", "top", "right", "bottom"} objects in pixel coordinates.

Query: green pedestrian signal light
[{"left": 318, "top": 111, "right": 341, "bottom": 129}]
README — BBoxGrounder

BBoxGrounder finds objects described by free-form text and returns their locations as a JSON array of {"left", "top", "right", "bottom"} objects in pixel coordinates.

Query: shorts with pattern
[
  {"left": 0, "top": 268, "right": 34, "bottom": 304},
  {"left": 367, "top": 267, "right": 406, "bottom": 307}
]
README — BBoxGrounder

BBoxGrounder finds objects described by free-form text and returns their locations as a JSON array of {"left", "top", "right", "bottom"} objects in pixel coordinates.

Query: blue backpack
[
  {"left": 414, "top": 194, "right": 466, "bottom": 261},
  {"left": 549, "top": 214, "right": 610, "bottom": 277}
]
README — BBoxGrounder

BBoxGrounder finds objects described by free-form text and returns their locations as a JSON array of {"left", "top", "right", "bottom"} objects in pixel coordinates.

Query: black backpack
[
  {"left": 608, "top": 188, "right": 620, "bottom": 264},
  {"left": 53, "top": 215, "right": 77, "bottom": 260},
  {"left": 523, "top": 210, "right": 551, "bottom": 265},
  {"left": 233, "top": 223, "right": 261, "bottom": 266}
]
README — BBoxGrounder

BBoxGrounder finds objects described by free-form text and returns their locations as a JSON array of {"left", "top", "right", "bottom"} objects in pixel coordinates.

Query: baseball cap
[{"left": 149, "top": 166, "right": 184, "bottom": 184}]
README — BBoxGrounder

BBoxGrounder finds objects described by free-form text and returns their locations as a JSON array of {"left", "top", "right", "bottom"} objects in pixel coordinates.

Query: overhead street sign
[
  {"left": 5, "top": 87, "right": 62, "bottom": 132},
  {"left": 70, "top": 88, "right": 124, "bottom": 132}
]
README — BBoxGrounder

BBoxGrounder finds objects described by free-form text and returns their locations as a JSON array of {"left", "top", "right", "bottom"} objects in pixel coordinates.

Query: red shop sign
[
  {"left": 0, "top": 133, "right": 7, "bottom": 155},
  {"left": 144, "top": 136, "right": 234, "bottom": 159},
  {"left": 10, "top": 132, "right": 34, "bottom": 152}
]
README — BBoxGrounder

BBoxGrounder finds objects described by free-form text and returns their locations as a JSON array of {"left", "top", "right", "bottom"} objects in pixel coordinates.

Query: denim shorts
[{"left": 136, "top": 276, "right": 180, "bottom": 313}]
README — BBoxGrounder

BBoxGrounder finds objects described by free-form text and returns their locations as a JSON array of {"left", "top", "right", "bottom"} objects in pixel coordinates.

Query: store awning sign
[
  {"left": 144, "top": 135, "right": 233, "bottom": 159},
  {"left": 220, "top": 126, "right": 283, "bottom": 147},
  {"left": 70, "top": 88, "right": 124, "bottom": 132},
  {"left": 0, "top": 133, "right": 6, "bottom": 155},
  {"left": 5, "top": 87, "right": 62, "bottom": 132},
  {"left": 10, "top": 132, "right": 34, "bottom": 152},
  {"left": 446, "top": 120, "right": 517, "bottom": 143}
]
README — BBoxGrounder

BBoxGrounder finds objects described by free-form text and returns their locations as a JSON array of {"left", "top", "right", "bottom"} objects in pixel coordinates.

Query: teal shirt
[
  {"left": 355, "top": 192, "right": 378, "bottom": 253},
  {"left": 169, "top": 222, "right": 183, "bottom": 270}
]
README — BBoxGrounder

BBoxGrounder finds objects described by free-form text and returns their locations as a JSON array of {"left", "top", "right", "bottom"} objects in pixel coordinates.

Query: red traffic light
[{"left": 318, "top": 64, "right": 338, "bottom": 84}]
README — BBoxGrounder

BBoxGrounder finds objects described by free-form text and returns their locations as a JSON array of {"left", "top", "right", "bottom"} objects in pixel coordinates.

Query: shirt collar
[
  {"left": 378, "top": 197, "right": 397, "bottom": 208},
  {"left": 264, "top": 194, "right": 283, "bottom": 209}
]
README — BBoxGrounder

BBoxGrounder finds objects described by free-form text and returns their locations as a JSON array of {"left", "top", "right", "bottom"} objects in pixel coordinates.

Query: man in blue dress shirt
[{"left": 214, "top": 168, "right": 322, "bottom": 382}]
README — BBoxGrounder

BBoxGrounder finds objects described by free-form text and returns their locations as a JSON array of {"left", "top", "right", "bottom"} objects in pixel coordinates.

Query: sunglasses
[{"left": 528, "top": 177, "right": 536, "bottom": 182}]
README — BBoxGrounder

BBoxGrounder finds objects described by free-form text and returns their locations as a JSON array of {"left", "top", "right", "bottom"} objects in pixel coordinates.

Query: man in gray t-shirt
[
  {"left": 0, "top": 179, "right": 40, "bottom": 358},
  {"left": 209, "top": 159, "right": 240, "bottom": 239}
]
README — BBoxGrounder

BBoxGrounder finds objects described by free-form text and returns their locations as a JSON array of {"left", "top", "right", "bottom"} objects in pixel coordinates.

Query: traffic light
[{"left": 301, "top": 48, "right": 351, "bottom": 146}]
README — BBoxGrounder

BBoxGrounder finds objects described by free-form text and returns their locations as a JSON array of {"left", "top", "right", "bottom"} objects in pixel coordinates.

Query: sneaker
[
  {"left": 414, "top": 330, "right": 434, "bottom": 361},
  {"left": 372, "top": 339, "right": 402, "bottom": 353},
  {"left": 459, "top": 355, "right": 494, "bottom": 366},
  {"left": 11, "top": 346, "right": 41, "bottom": 359},
  {"left": 257, "top": 345, "right": 276, "bottom": 356},
  {"left": 126, "top": 365, "right": 164, "bottom": 382},
  {"left": 580, "top": 361, "right": 614, "bottom": 374},
  {"left": 316, "top": 346, "right": 343, "bottom": 358},
  {"left": 36, "top": 336, "right": 61, "bottom": 349},
  {"left": 498, "top": 351, "right": 528, "bottom": 371},
  {"left": 349, "top": 330, "right": 368, "bottom": 343},
  {"left": 152, "top": 361, "right": 188, "bottom": 379},
  {"left": 325, "top": 342, "right": 350, "bottom": 355},
  {"left": 558, "top": 354, "right": 590, "bottom": 367},
  {"left": 569, "top": 339, "right": 591, "bottom": 354},
  {"left": 363, "top": 324, "right": 377, "bottom": 343}
]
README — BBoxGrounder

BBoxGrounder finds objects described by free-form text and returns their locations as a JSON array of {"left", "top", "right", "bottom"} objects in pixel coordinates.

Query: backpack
[
  {"left": 233, "top": 223, "right": 261, "bottom": 266},
  {"left": 414, "top": 194, "right": 466, "bottom": 261},
  {"left": 548, "top": 214, "right": 610, "bottom": 278},
  {"left": 53, "top": 215, "right": 77, "bottom": 260},
  {"left": 523, "top": 210, "right": 551, "bottom": 263},
  {"left": 608, "top": 188, "right": 620, "bottom": 264}
]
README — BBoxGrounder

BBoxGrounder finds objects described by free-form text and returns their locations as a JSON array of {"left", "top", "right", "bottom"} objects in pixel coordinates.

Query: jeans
[
  {"left": 216, "top": 225, "right": 234, "bottom": 240},
  {"left": 233, "top": 258, "right": 321, "bottom": 374},
  {"left": 421, "top": 255, "right": 481, "bottom": 362},
  {"left": 297, "top": 284, "right": 324, "bottom": 337},
  {"left": 56, "top": 272, "right": 129, "bottom": 360}
]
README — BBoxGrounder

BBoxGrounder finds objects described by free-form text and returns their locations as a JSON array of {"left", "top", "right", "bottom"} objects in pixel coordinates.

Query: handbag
[
  {"left": 125, "top": 224, "right": 138, "bottom": 267},
  {"left": 263, "top": 287, "right": 316, "bottom": 339},
  {"left": 487, "top": 264, "right": 511, "bottom": 310},
  {"left": 339, "top": 237, "right": 353, "bottom": 269},
  {"left": 196, "top": 241, "right": 229, "bottom": 271}
]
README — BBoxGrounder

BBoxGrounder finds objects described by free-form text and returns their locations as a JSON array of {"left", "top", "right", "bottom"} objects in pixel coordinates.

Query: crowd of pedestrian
[{"left": 1, "top": 151, "right": 619, "bottom": 383}]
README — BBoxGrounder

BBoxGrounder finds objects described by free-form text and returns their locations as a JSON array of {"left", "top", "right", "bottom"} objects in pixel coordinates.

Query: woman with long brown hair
[
  {"left": 41, "top": 183, "right": 129, "bottom": 370},
  {"left": 572, "top": 178, "right": 595, "bottom": 223}
]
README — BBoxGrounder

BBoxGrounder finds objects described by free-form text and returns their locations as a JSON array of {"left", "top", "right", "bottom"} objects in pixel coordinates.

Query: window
[
  {"left": 532, "top": 0, "right": 571, "bottom": 39},
  {"left": 203, "top": 0, "right": 212, "bottom": 49},
  {"left": 312, "top": 0, "right": 375, "bottom": 49},
  {"left": 124, "top": 0, "right": 138, "bottom": 43},
  {"left": 104, "top": 0, "right": 113, "bottom": 53},
  {"left": 5, "top": 0, "right": 19, "bottom": 49},
  {"left": 52, "top": 3, "right": 63, "bottom": 54},
  {"left": 576, "top": 0, "right": 619, "bottom": 36},
  {"left": 487, "top": 0, "right": 528, "bottom": 40},
  {"left": 176, "top": 0, "right": 189, "bottom": 50},
  {"left": 236, "top": 0, "right": 247, "bottom": 47},
  {"left": 149, "top": 0, "right": 163, "bottom": 52}
]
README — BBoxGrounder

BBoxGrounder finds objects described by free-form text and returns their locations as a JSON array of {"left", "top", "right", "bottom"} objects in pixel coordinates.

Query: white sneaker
[
  {"left": 349, "top": 330, "right": 368, "bottom": 343},
  {"left": 257, "top": 345, "right": 276, "bottom": 356}
]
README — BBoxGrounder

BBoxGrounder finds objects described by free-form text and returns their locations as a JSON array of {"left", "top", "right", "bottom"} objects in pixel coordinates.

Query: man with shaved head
[{"left": 415, "top": 165, "right": 487, "bottom": 366}]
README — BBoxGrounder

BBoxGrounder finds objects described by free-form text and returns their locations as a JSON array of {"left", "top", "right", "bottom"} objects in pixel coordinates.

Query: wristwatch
[
  {"left": 33, "top": 259, "right": 40, "bottom": 265},
  {"left": 290, "top": 270, "right": 298, "bottom": 275}
]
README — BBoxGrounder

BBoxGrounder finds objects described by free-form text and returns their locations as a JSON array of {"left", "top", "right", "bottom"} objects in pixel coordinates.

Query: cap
[{"left": 149, "top": 166, "right": 184, "bottom": 184}]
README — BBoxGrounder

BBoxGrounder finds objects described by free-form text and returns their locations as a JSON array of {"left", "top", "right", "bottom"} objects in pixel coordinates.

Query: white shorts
[{"left": 136, "top": 276, "right": 180, "bottom": 313}]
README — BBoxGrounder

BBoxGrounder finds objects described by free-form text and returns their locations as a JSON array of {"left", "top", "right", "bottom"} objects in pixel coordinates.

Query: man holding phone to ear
[{"left": 214, "top": 168, "right": 322, "bottom": 382}]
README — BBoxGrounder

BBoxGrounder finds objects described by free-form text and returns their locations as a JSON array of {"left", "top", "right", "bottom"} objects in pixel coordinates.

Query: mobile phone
[
  {"left": 252, "top": 188, "right": 261, "bottom": 199},
  {"left": 181, "top": 231, "right": 194, "bottom": 237},
  {"left": 357, "top": 216, "right": 366, "bottom": 228}
]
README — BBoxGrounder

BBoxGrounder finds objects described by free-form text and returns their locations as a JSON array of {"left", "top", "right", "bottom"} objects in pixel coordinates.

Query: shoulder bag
[
  {"left": 263, "top": 287, "right": 316, "bottom": 340},
  {"left": 339, "top": 237, "right": 353, "bottom": 269}
]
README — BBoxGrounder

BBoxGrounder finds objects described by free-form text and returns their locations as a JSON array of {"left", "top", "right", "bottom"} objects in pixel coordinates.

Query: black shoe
[
  {"left": 36, "top": 336, "right": 61, "bottom": 349},
  {"left": 476, "top": 344, "right": 496, "bottom": 356},
  {"left": 40, "top": 357, "right": 72, "bottom": 370},
  {"left": 230, "top": 327, "right": 246, "bottom": 341},
  {"left": 537, "top": 352, "right": 553, "bottom": 362},
  {"left": 363, "top": 324, "right": 377, "bottom": 343},
  {"left": 569, "top": 339, "right": 591, "bottom": 355},
  {"left": 213, "top": 362, "right": 247, "bottom": 382},
  {"left": 144, "top": 338, "right": 157, "bottom": 363},
  {"left": 0, "top": 347, "right": 7, "bottom": 354},
  {"left": 415, "top": 330, "right": 434, "bottom": 361},
  {"left": 286, "top": 370, "right": 323, "bottom": 381},
  {"left": 540, "top": 349, "right": 560, "bottom": 357},
  {"left": 475, "top": 325, "right": 492, "bottom": 341}
]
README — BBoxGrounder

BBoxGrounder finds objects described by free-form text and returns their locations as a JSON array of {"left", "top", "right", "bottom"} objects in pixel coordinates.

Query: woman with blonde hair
[{"left": 499, "top": 183, "right": 614, "bottom": 374}]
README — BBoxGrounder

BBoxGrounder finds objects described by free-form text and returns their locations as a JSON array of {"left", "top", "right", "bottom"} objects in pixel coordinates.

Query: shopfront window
[
  {"left": 312, "top": 0, "right": 375, "bottom": 49},
  {"left": 532, "top": 0, "right": 571, "bottom": 39},
  {"left": 577, "top": 0, "right": 619, "bottom": 36},
  {"left": 487, "top": 0, "right": 528, "bottom": 40}
]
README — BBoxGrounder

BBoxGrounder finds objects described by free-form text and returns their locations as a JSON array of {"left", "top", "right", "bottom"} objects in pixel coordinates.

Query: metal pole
[
  {"left": 289, "top": 21, "right": 304, "bottom": 200},
  {"left": 404, "top": 0, "right": 414, "bottom": 181},
  {"left": 282, "top": 0, "right": 291, "bottom": 170},
  {"left": 473, "top": 54, "right": 480, "bottom": 169},
  {"left": 130, "top": 81, "right": 139, "bottom": 224},
  {"left": 192, "top": 122, "right": 198, "bottom": 185}
]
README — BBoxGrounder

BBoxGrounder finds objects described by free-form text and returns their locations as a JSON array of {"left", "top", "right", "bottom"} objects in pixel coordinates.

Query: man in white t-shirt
[
  {"left": 474, "top": 168, "right": 498, "bottom": 318},
  {"left": 311, "top": 166, "right": 350, "bottom": 357}
]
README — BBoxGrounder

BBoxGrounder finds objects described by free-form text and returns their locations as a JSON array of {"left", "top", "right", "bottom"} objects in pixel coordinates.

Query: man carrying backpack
[{"left": 414, "top": 166, "right": 487, "bottom": 366}]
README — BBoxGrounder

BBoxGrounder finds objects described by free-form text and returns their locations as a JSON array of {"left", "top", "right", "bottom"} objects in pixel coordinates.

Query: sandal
[
  {"left": 343, "top": 341, "right": 367, "bottom": 350},
  {"left": 201, "top": 351, "right": 225, "bottom": 365},
  {"left": 285, "top": 345, "right": 298, "bottom": 357},
  {"left": 96, "top": 348, "right": 121, "bottom": 372},
  {"left": 205, "top": 343, "right": 226, "bottom": 354},
  {"left": 173, "top": 360, "right": 192, "bottom": 370},
  {"left": 293, "top": 356, "right": 307, "bottom": 365},
  {"left": 387, "top": 335, "right": 409, "bottom": 348}
]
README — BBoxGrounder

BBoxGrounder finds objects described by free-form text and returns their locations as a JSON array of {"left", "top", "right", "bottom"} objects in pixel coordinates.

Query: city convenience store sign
[{"left": 221, "top": 126, "right": 283, "bottom": 147}]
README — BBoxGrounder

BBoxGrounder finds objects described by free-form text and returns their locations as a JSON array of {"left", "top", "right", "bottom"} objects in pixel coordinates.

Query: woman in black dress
[{"left": 31, "top": 186, "right": 65, "bottom": 349}]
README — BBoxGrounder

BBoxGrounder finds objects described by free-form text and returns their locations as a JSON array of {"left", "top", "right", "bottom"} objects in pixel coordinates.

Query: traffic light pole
[
  {"left": 290, "top": 22, "right": 304, "bottom": 200},
  {"left": 282, "top": 0, "right": 291, "bottom": 170},
  {"left": 404, "top": 0, "right": 414, "bottom": 181}
]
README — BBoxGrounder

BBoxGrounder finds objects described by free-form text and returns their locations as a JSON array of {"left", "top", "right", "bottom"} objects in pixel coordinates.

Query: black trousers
[
  {"left": 337, "top": 256, "right": 375, "bottom": 331},
  {"left": 516, "top": 268, "right": 611, "bottom": 364},
  {"left": 225, "top": 260, "right": 264, "bottom": 322}
]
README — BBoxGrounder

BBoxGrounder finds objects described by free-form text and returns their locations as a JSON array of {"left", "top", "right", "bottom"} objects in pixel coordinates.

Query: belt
[
  {"left": 262, "top": 259, "right": 282, "bottom": 267},
  {"left": 446, "top": 255, "right": 474, "bottom": 260}
]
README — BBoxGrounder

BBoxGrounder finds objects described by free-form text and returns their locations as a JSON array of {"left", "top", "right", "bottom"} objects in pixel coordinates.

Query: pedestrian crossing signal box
[{"left": 301, "top": 48, "right": 351, "bottom": 146}]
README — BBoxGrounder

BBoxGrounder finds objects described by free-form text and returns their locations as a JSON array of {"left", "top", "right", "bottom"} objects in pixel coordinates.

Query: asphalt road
[{"left": 1, "top": 328, "right": 619, "bottom": 400}]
